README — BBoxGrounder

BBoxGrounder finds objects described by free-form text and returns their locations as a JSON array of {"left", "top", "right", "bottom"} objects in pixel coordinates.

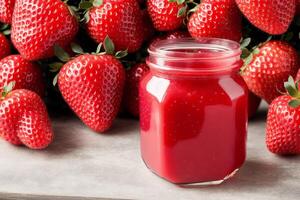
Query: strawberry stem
[
  {"left": 93, "top": 35, "right": 128, "bottom": 59},
  {"left": 285, "top": 76, "right": 300, "bottom": 108}
]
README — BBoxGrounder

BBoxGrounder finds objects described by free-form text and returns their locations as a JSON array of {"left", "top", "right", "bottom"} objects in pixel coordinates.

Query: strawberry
[
  {"left": 0, "top": 55, "right": 44, "bottom": 96},
  {"left": 57, "top": 39, "right": 126, "bottom": 132},
  {"left": 266, "top": 76, "right": 300, "bottom": 155},
  {"left": 0, "top": 83, "right": 53, "bottom": 149},
  {"left": 123, "top": 63, "right": 149, "bottom": 117},
  {"left": 235, "top": 0, "right": 296, "bottom": 35},
  {"left": 248, "top": 91, "right": 261, "bottom": 118},
  {"left": 11, "top": 0, "right": 78, "bottom": 61},
  {"left": 242, "top": 40, "right": 299, "bottom": 104},
  {"left": 0, "top": 33, "right": 10, "bottom": 59},
  {"left": 188, "top": 0, "right": 242, "bottom": 42},
  {"left": 84, "top": 0, "right": 144, "bottom": 53},
  {"left": 0, "top": 0, "right": 15, "bottom": 24},
  {"left": 147, "top": 0, "right": 186, "bottom": 31}
]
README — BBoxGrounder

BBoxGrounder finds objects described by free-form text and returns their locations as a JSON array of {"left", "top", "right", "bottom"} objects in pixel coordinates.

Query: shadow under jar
[{"left": 139, "top": 38, "right": 248, "bottom": 185}]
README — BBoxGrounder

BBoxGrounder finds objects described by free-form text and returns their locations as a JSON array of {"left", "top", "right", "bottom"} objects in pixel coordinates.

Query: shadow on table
[
  {"left": 102, "top": 118, "right": 139, "bottom": 136},
  {"left": 43, "top": 118, "right": 84, "bottom": 155},
  {"left": 43, "top": 117, "right": 139, "bottom": 155}
]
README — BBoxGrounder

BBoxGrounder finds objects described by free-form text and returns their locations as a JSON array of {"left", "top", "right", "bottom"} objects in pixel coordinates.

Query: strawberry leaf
[
  {"left": 54, "top": 45, "right": 70, "bottom": 62},
  {"left": 285, "top": 82, "right": 298, "bottom": 97},
  {"left": 252, "top": 48, "right": 260, "bottom": 55},
  {"left": 241, "top": 48, "right": 250, "bottom": 59},
  {"left": 93, "top": 0, "right": 103, "bottom": 7},
  {"left": 243, "top": 53, "right": 253, "bottom": 66},
  {"left": 4, "top": 81, "right": 15, "bottom": 93},
  {"left": 284, "top": 76, "right": 300, "bottom": 98},
  {"left": 82, "top": 11, "right": 90, "bottom": 23},
  {"left": 177, "top": 0, "right": 185, "bottom": 5},
  {"left": 96, "top": 43, "right": 103, "bottom": 54},
  {"left": 2, "top": 81, "right": 16, "bottom": 98},
  {"left": 53, "top": 74, "right": 59, "bottom": 87},
  {"left": 177, "top": 5, "right": 187, "bottom": 17},
  {"left": 103, "top": 35, "right": 115, "bottom": 55},
  {"left": 71, "top": 43, "right": 84, "bottom": 54},
  {"left": 67, "top": 6, "right": 76, "bottom": 17},
  {"left": 288, "top": 99, "right": 300, "bottom": 108},
  {"left": 2, "top": 29, "right": 11, "bottom": 36},
  {"left": 79, "top": 1, "right": 93, "bottom": 9},
  {"left": 266, "top": 36, "right": 272, "bottom": 43},
  {"left": 49, "top": 62, "right": 64, "bottom": 72},
  {"left": 240, "top": 38, "right": 251, "bottom": 49},
  {"left": 115, "top": 50, "right": 128, "bottom": 59},
  {"left": 0, "top": 24, "right": 9, "bottom": 31}
]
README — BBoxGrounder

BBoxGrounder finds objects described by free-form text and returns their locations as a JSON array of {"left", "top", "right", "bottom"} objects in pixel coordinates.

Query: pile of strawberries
[{"left": 0, "top": 0, "right": 299, "bottom": 155}]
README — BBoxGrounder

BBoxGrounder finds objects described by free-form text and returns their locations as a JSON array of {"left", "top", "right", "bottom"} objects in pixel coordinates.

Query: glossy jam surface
[{"left": 139, "top": 38, "right": 248, "bottom": 184}]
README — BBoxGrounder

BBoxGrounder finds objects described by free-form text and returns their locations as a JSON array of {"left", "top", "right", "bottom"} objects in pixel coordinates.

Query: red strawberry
[
  {"left": 147, "top": 0, "right": 185, "bottom": 31},
  {"left": 124, "top": 63, "right": 149, "bottom": 117},
  {"left": 0, "top": 84, "right": 53, "bottom": 149},
  {"left": 248, "top": 91, "right": 261, "bottom": 118},
  {"left": 0, "top": 33, "right": 10, "bottom": 59},
  {"left": 242, "top": 40, "right": 299, "bottom": 104},
  {"left": 188, "top": 0, "right": 242, "bottom": 42},
  {"left": 58, "top": 54, "right": 125, "bottom": 132},
  {"left": 266, "top": 77, "right": 300, "bottom": 155},
  {"left": 0, "top": 55, "right": 44, "bottom": 96},
  {"left": 235, "top": 0, "right": 296, "bottom": 35},
  {"left": 85, "top": 0, "right": 144, "bottom": 53},
  {"left": 11, "top": 0, "right": 78, "bottom": 61},
  {"left": 0, "top": 0, "right": 15, "bottom": 24}
]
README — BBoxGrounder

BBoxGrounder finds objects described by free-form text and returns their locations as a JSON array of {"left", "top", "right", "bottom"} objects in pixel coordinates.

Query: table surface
[{"left": 0, "top": 103, "right": 299, "bottom": 200}]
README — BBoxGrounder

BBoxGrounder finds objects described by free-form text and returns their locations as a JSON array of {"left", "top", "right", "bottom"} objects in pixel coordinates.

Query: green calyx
[
  {"left": 93, "top": 35, "right": 128, "bottom": 59},
  {"left": 79, "top": 0, "right": 103, "bottom": 22},
  {"left": 168, "top": 0, "right": 198, "bottom": 18},
  {"left": 51, "top": 45, "right": 71, "bottom": 86},
  {"left": 0, "top": 24, "right": 11, "bottom": 36},
  {"left": 51, "top": 36, "right": 127, "bottom": 86},
  {"left": 1, "top": 81, "right": 15, "bottom": 99},
  {"left": 79, "top": 0, "right": 103, "bottom": 9},
  {"left": 54, "top": 45, "right": 71, "bottom": 63},
  {"left": 284, "top": 76, "right": 300, "bottom": 108}
]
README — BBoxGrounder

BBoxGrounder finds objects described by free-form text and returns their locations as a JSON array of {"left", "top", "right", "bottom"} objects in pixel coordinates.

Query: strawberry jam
[{"left": 139, "top": 38, "right": 248, "bottom": 185}]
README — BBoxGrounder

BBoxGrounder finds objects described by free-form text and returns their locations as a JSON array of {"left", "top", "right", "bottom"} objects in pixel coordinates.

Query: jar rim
[
  {"left": 148, "top": 37, "right": 241, "bottom": 60},
  {"left": 147, "top": 37, "right": 242, "bottom": 75}
]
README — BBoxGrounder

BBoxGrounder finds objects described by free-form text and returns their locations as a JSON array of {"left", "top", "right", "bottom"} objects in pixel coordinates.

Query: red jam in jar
[{"left": 139, "top": 38, "right": 248, "bottom": 185}]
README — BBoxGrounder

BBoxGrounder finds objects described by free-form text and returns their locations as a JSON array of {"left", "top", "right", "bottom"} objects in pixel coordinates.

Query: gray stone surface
[{"left": 0, "top": 103, "right": 299, "bottom": 200}]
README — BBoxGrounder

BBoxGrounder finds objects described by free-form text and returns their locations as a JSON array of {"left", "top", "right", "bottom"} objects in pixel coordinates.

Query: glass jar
[{"left": 139, "top": 38, "right": 248, "bottom": 185}]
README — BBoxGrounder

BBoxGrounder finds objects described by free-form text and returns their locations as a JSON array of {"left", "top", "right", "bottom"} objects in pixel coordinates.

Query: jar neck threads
[{"left": 147, "top": 38, "right": 242, "bottom": 76}]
